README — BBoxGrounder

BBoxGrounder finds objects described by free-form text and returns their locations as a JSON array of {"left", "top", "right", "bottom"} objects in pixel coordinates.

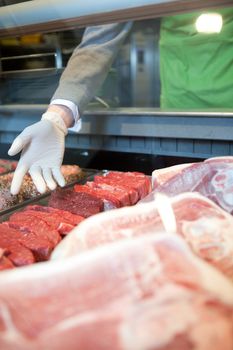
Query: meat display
[
  {"left": 0, "top": 165, "right": 84, "bottom": 211},
  {"left": 0, "top": 161, "right": 232, "bottom": 349},
  {"left": 0, "top": 204, "right": 85, "bottom": 267},
  {"left": 0, "top": 170, "right": 151, "bottom": 271},
  {"left": 0, "top": 234, "right": 232, "bottom": 350},
  {"left": 73, "top": 171, "right": 151, "bottom": 210},
  {"left": 151, "top": 156, "right": 233, "bottom": 214},
  {"left": 52, "top": 192, "right": 233, "bottom": 281}
]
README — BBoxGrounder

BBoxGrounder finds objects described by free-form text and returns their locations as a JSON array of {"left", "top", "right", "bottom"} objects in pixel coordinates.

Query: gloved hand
[{"left": 8, "top": 112, "right": 68, "bottom": 195}]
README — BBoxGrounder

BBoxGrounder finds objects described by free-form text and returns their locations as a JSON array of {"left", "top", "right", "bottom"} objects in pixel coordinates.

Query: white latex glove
[{"left": 8, "top": 112, "right": 68, "bottom": 195}]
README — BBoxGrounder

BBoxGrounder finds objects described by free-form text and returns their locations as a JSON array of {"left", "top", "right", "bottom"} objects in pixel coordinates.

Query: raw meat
[
  {"left": 48, "top": 188, "right": 104, "bottom": 218},
  {"left": 0, "top": 248, "right": 14, "bottom": 271},
  {"left": 0, "top": 234, "right": 232, "bottom": 350},
  {"left": 9, "top": 212, "right": 61, "bottom": 247},
  {"left": 23, "top": 206, "right": 84, "bottom": 235},
  {"left": 52, "top": 193, "right": 233, "bottom": 280},
  {"left": 151, "top": 156, "right": 233, "bottom": 214},
  {"left": 92, "top": 177, "right": 139, "bottom": 205},
  {"left": 0, "top": 224, "right": 35, "bottom": 266},
  {"left": 26, "top": 205, "right": 84, "bottom": 226},
  {"left": 74, "top": 182, "right": 131, "bottom": 210},
  {"left": 3, "top": 222, "right": 53, "bottom": 262},
  {"left": 94, "top": 171, "right": 151, "bottom": 201}
]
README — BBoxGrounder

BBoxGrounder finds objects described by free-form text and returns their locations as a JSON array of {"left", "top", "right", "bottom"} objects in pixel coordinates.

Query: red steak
[
  {"left": 48, "top": 188, "right": 104, "bottom": 218},
  {"left": 0, "top": 224, "right": 35, "bottom": 266},
  {"left": 9, "top": 212, "right": 61, "bottom": 247},
  {"left": 23, "top": 206, "right": 84, "bottom": 235}
]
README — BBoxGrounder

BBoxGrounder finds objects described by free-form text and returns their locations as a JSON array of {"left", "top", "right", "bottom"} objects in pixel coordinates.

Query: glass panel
[{"left": 0, "top": 6, "right": 232, "bottom": 111}]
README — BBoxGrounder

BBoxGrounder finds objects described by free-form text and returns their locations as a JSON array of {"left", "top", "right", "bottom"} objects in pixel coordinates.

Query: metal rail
[{"left": 0, "top": 0, "right": 232, "bottom": 37}]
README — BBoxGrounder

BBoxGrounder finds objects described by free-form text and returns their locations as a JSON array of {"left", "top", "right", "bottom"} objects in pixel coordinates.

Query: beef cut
[
  {"left": 0, "top": 248, "right": 14, "bottom": 270},
  {"left": 52, "top": 192, "right": 233, "bottom": 281},
  {"left": 151, "top": 156, "right": 233, "bottom": 214},
  {"left": 92, "top": 177, "right": 139, "bottom": 205},
  {"left": 0, "top": 234, "right": 232, "bottom": 350},
  {"left": 9, "top": 212, "right": 61, "bottom": 247},
  {"left": 0, "top": 204, "right": 84, "bottom": 267},
  {"left": 3, "top": 222, "right": 53, "bottom": 262},
  {"left": 94, "top": 171, "right": 151, "bottom": 202},
  {"left": 23, "top": 205, "right": 84, "bottom": 235},
  {"left": 0, "top": 224, "right": 35, "bottom": 266},
  {"left": 74, "top": 182, "right": 131, "bottom": 210},
  {"left": 48, "top": 188, "right": 104, "bottom": 218}
]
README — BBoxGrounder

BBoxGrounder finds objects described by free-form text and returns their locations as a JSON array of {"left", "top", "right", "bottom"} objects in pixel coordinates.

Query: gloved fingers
[
  {"left": 8, "top": 126, "right": 33, "bottom": 156},
  {"left": 10, "top": 164, "right": 28, "bottom": 195},
  {"left": 29, "top": 166, "right": 47, "bottom": 194},
  {"left": 52, "top": 167, "right": 66, "bottom": 188},
  {"left": 42, "top": 168, "right": 57, "bottom": 191}
]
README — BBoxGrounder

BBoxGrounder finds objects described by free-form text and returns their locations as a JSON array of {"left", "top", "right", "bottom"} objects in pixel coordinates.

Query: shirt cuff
[{"left": 50, "top": 98, "right": 82, "bottom": 133}]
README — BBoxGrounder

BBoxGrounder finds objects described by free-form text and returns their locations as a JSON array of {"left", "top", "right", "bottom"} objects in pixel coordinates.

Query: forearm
[{"left": 51, "top": 22, "right": 132, "bottom": 116}]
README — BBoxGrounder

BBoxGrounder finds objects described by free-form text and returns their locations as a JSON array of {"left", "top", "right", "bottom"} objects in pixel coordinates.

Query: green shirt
[{"left": 159, "top": 7, "right": 233, "bottom": 108}]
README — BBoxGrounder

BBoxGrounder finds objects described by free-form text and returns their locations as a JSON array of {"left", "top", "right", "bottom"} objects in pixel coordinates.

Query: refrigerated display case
[{"left": 0, "top": 0, "right": 232, "bottom": 168}]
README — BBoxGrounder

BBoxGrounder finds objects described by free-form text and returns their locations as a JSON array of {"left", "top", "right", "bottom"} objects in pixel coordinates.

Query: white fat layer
[{"left": 154, "top": 193, "right": 177, "bottom": 234}]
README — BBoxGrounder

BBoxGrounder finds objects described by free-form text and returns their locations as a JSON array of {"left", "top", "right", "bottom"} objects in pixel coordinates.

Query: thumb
[{"left": 8, "top": 133, "right": 31, "bottom": 156}]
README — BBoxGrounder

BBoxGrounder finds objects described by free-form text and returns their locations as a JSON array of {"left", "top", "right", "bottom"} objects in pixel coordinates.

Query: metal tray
[{"left": 0, "top": 168, "right": 102, "bottom": 221}]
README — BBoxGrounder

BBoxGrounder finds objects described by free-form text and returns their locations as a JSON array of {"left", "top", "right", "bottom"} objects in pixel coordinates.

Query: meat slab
[
  {"left": 94, "top": 171, "right": 151, "bottom": 202},
  {"left": 48, "top": 188, "right": 104, "bottom": 218},
  {"left": 9, "top": 212, "right": 61, "bottom": 247},
  {"left": 74, "top": 182, "right": 131, "bottom": 210},
  {"left": 0, "top": 234, "right": 232, "bottom": 350},
  {"left": 151, "top": 156, "right": 233, "bottom": 214},
  {"left": 24, "top": 205, "right": 84, "bottom": 235},
  {"left": 0, "top": 224, "right": 35, "bottom": 266},
  {"left": 52, "top": 193, "right": 233, "bottom": 281}
]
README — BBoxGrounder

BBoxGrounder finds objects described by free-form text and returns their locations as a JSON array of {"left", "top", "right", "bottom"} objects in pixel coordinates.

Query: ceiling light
[{"left": 195, "top": 13, "right": 223, "bottom": 34}]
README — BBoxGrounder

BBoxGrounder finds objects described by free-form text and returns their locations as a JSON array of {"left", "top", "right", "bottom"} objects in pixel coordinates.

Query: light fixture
[{"left": 195, "top": 13, "right": 223, "bottom": 34}]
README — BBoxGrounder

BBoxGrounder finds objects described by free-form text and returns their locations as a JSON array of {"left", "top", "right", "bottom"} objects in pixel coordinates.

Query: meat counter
[{"left": 0, "top": 1, "right": 232, "bottom": 349}]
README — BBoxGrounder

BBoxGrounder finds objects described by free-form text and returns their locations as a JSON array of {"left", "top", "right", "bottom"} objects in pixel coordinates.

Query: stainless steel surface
[
  {"left": 1, "top": 53, "right": 57, "bottom": 61},
  {"left": 0, "top": 105, "right": 233, "bottom": 117},
  {"left": 0, "top": 0, "right": 232, "bottom": 36},
  {"left": 1, "top": 52, "right": 62, "bottom": 74}
]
